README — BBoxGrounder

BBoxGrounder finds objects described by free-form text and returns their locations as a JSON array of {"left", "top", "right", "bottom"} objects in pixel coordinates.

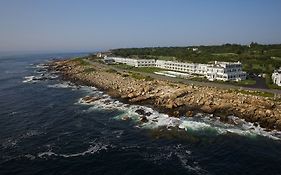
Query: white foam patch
[
  {"left": 179, "top": 116, "right": 281, "bottom": 140},
  {"left": 22, "top": 76, "right": 39, "bottom": 83},
  {"left": 47, "top": 82, "right": 77, "bottom": 89},
  {"left": 35, "top": 64, "right": 49, "bottom": 69},
  {"left": 179, "top": 121, "right": 213, "bottom": 131},
  {"left": 23, "top": 63, "right": 59, "bottom": 84},
  {"left": 1, "top": 130, "right": 43, "bottom": 148},
  {"left": 37, "top": 142, "right": 109, "bottom": 159},
  {"left": 142, "top": 144, "right": 207, "bottom": 174}
]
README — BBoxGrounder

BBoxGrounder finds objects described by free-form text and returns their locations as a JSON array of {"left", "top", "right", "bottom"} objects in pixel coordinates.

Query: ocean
[{"left": 1, "top": 53, "right": 281, "bottom": 175}]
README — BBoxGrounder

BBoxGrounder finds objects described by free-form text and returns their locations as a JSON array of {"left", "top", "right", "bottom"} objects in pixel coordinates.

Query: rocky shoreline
[{"left": 49, "top": 59, "right": 281, "bottom": 131}]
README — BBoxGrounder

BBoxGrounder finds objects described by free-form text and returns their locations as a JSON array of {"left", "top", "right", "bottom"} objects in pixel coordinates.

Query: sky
[{"left": 0, "top": 0, "right": 281, "bottom": 53}]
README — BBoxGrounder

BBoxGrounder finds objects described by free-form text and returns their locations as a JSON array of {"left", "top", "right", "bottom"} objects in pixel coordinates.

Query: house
[
  {"left": 96, "top": 51, "right": 112, "bottom": 58},
  {"left": 192, "top": 48, "right": 199, "bottom": 51},
  {"left": 272, "top": 68, "right": 281, "bottom": 86}
]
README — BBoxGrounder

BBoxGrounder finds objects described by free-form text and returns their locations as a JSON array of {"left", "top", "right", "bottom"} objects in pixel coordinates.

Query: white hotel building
[{"left": 105, "top": 57, "right": 246, "bottom": 81}]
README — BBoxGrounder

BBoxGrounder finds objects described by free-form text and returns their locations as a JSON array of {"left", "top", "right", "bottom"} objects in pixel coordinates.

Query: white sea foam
[
  {"left": 23, "top": 73, "right": 57, "bottom": 84},
  {"left": 60, "top": 143, "right": 108, "bottom": 158},
  {"left": 37, "top": 142, "right": 109, "bottom": 159},
  {"left": 38, "top": 151, "right": 58, "bottom": 158},
  {"left": 35, "top": 64, "right": 49, "bottom": 69},
  {"left": 23, "top": 63, "right": 59, "bottom": 84},
  {"left": 1, "top": 130, "right": 43, "bottom": 148},
  {"left": 22, "top": 76, "right": 38, "bottom": 83},
  {"left": 47, "top": 82, "right": 76, "bottom": 89},
  {"left": 179, "top": 121, "right": 212, "bottom": 131},
  {"left": 142, "top": 144, "right": 207, "bottom": 174}
]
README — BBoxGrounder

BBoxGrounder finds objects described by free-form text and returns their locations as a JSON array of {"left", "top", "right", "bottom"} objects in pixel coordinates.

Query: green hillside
[{"left": 111, "top": 43, "right": 281, "bottom": 74}]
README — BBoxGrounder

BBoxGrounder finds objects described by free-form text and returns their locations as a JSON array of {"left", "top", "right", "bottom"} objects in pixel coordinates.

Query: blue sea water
[{"left": 1, "top": 53, "right": 281, "bottom": 175}]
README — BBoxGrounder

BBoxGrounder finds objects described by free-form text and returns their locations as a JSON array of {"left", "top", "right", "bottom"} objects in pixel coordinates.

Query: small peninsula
[{"left": 48, "top": 56, "right": 281, "bottom": 131}]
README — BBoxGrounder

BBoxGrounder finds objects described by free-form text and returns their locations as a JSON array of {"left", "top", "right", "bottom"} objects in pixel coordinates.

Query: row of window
[
  {"left": 162, "top": 66, "right": 207, "bottom": 74},
  {"left": 137, "top": 64, "right": 154, "bottom": 67},
  {"left": 137, "top": 61, "right": 155, "bottom": 64},
  {"left": 207, "top": 68, "right": 243, "bottom": 73},
  {"left": 226, "top": 64, "right": 242, "bottom": 68},
  {"left": 161, "top": 63, "right": 205, "bottom": 69}
]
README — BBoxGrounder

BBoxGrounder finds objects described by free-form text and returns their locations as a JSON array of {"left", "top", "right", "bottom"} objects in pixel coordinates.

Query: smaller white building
[
  {"left": 272, "top": 68, "right": 281, "bottom": 86},
  {"left": 192, "top": 48, "right": 199, "bottom": 52}
]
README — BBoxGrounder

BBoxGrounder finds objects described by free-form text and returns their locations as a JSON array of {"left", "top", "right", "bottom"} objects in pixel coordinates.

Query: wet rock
[
  {"left": 122, "top": 115, "right": 130, "bottom": 121},
  {"left": 200, "top": 105, "right": 215, "bottom": 114},
  {"left": 219, "top": 116, "right": 236, "bottom": 125},
  {"left": 82, "top": 96, "right": 101, "bottom": 103},
  {"left": 275, "top": 120, "right": 281, "bottom": 130},
  {"left": 140, "top": 116, "right": 149, "bottom": 123},
  {"left": 267, "top": 118, "right": 277, "bottom": 129},
  {"left": 173, "top": 111, "right": 180, "bottom": 117},
  {"left": 130, "top": 95, "right": 151, "bottom": 103},
  {"left": 135, "top": 109, "right": 152, "bottom": 116},
  {"left": 186, "top": 111, "right": 193, "bottom": 117}
]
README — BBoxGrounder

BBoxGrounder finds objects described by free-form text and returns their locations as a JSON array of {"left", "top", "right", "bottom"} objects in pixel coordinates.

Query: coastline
[{"left": 48, "top": 58, "right": 281, "bottom": 131}]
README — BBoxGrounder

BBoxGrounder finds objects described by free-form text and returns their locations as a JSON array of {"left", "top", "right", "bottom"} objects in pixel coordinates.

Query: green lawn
[
  {"left": 265, "top": 74, "right": 281, "bottom": 90},
  {"left": 234, "top": 79, "right": 256, "bottom": 86},
  {"left": 111, "top": 63, "right": 134, "bottom": 70},
  {"left": 73, "top": 57, "right": 90, "bottom": 66},
  {"left": 229, "top": 89, "right": 275, "bottom": 98},
  {"left": 189, "top": 77, "right": 256, "bottom": 86},
  {"left": 211, "top": 53, "right": 238, "bottom": 57}
]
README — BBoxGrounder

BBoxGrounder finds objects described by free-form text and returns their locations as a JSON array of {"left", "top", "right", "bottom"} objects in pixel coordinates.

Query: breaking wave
[
  {"left": 75, "top": 86, "right": 281, "bottom": 140},
  {"left": 23, "top": 63, "right": 58, "bottom": 84}
]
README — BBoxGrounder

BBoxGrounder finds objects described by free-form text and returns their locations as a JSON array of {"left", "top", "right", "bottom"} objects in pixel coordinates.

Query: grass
[
  {"left": 267, "top": 83, "right": 281, "bottom": 90},
  {"left": 105, "top": 69, "right": 117, "bottom": 73},
  {"left": 211, "top": 53, "right": 238, "bottom": 57},
  {"left": 112, "top": 63, "right": 134, "bottom": 70},
  {"left": 233, "top": 79, "right": 256, "bottom": 86},
  {"left": 128, "top": 72, "right": 154, "bottom": 81},
  {"left": 189, "top": 77, "right": 206, "bottom": 82},
  {"left": 84, "top": 67, "right": 96, "bottom": 73},
  {"left": 189, "top": 77, "right": 256, "bottom": 86},
  {"left": 73, "top": 57, "right": 90, "bottom": 66},
  {"left": 133, "top": 67, "right": 164, "bottom": 73},
  {"left": 265, "top": 74, "right": 281, "bottom": 90},
  {"left": 229, "top": 89, "right": 275, "bottom": 98}
]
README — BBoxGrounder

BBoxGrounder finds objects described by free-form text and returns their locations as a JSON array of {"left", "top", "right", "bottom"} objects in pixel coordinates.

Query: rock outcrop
[{"left": 49, "top": 59, "right": 281, "bottom": 131}]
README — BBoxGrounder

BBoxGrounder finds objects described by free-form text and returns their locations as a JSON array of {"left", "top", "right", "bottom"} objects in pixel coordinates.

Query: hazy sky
[{"left": 0, "top": 0, "right": 281, "bottom": 52}]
